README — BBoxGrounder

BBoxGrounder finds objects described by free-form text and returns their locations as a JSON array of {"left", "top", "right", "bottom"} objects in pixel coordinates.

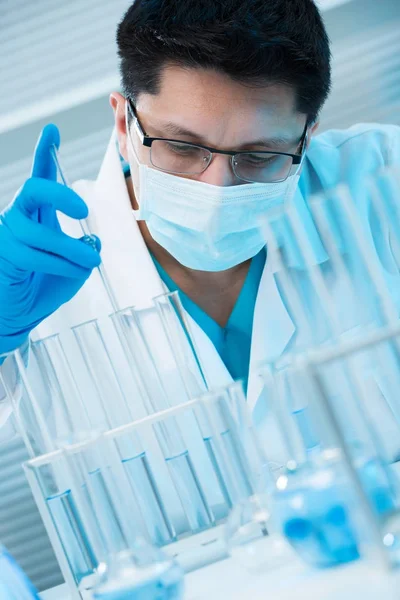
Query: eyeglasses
[{"left": 127, "top": 100, "right": 308, "bottom": 184}]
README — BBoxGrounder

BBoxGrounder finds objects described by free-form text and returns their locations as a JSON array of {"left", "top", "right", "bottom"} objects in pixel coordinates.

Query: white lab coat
[{"left": 1, "top": 123, "right": 400, "bottom": 499}]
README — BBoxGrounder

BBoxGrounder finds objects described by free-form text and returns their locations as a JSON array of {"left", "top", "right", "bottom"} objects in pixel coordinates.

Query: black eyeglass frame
[{"left": 127, "top": 99, "right": 309, "bottom": 182}]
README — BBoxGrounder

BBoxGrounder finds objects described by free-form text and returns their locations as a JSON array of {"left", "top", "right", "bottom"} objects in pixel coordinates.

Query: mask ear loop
[{"left": 124, "top": 99, "right": 146, "bottom": 221}]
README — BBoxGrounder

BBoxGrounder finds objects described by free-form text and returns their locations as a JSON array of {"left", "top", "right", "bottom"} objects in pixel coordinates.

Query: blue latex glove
[{"left": 0, "top": 124, "right": 101, "bottom": 356}]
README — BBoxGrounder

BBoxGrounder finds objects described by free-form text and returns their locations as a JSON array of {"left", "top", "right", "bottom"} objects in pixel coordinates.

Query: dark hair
[{"left": 117, "top": 0, "right": 331, "bottom": 124}]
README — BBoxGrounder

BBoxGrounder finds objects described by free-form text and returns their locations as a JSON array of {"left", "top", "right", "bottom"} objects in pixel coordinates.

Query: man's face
[{"left": 113, "top": 65, "right": 316, "bottom": 193}]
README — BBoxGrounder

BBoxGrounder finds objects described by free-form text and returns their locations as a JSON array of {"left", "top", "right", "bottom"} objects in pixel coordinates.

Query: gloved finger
[
  {"left": 16, "top": 177, "right": 89, "bottom": 220},
  {"left": 31, "top": 124, "right": 60, "bottom": 181},
  {"left": 39, "top": 272, "right": 93, "bottom": 312},
  {"left": 6, "top": 241, "right": 93, "bottom": 279},
  {"left": 12, "top": 213, "right": 101, "bottom": 269}
]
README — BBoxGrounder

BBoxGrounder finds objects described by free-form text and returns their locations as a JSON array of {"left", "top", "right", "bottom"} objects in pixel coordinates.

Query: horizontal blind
[
  {"left": 0, "top": 0, "right": 131, "bottom": 133},
  {"left": 0, "top": 126, "right": 113, "bottom": 208},
  {"left": 0, "top": 436, "right": 62, "bottom": 591},
  {"left": 320, "top": 16, "right": 400, "bottom": 130}
]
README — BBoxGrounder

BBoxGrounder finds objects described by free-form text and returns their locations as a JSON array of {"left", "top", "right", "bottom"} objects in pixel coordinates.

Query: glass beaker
[{"left": 257, "top": 360, "right": 390, "bottom": 570}]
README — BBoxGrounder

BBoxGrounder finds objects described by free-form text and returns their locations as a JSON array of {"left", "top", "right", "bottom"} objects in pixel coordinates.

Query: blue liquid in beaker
[
  {"left": 277, "top": 454, "right": 397, "bottom": 569},
  {"left": 275, "top": 464, "right": 361, "bottom": 569},
  {"left": 283, "top": 503, "right": 360, "bottom": 568}
]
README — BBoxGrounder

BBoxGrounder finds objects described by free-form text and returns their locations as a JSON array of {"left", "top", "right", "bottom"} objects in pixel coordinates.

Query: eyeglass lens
[{"left": 150, "top": 139, "right": 294, "bottom": 183}]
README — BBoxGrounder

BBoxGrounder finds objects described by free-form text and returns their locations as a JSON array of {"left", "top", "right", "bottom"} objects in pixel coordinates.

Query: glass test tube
[
  {"left": 9, "top": 335, "right": 114, "bottom": 585},
  {"left": 36, "top": 333, "right": 155, "bottom": 548},
  {"left": 110, "top": 307, "right": 214, "bottom": 534},
  {"left": 309, "top": 341, "right": 398, "bottom": 515},
  {"left": 258, "top": 365, "right": 311, "bottom": 471},
  {"left": 347, "top": 172, "right": 400, "bottom": 426},
  {"left": 63, "top": 434, "right": 143, "bottom": 558},
  {"left": 155, "top": 291, "right": 242, "bottom": 509},
  {"left": 63, "top": 433, "right": 184, "bottom": 600},
  {"left": 307, "top": 183, "right": 400, "bottom": 459},
  {"left": 227, "top": 380, "right": 274, "bottom": 492},
  {"left": 1, "top": 345, "right": 55, "bottom": 458},
  {"left": 0, "top": 333, "right": 96, "bottom": 458},
  {"left": 198, "top": 386, "right": 258, "bottom": 505},
  {"left": 24, "top": 452, "right": 98, "bottom": 587},
  {"left": 71, "top": 319, "right": 175, "bottom": 546},
  {"left": 310, "top": 180, "right": 400, "bottom": 426},
  {"left": 154, "top": 291, "right": 210, "bottom": 395},
  {"left": 260, "top": 180, "right": 400, "bottom": 456}
]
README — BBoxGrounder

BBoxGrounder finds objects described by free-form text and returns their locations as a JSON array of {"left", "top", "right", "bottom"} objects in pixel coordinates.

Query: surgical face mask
[{"left": 127, "top": 125, "right": 303, "bottom": 272}]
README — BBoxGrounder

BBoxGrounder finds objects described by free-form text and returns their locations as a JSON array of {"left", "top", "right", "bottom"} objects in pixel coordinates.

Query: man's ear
[
  {"left": 110, "top": 92, "right": 129, "bottom": 161},
  {"left": 307, "top": 120, "right": 320, "bottom": 148}
]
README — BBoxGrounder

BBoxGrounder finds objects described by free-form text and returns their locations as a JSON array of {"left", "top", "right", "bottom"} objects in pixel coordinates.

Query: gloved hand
[{"left": 0, "top": 124, "right": 101, "bottom": 356}]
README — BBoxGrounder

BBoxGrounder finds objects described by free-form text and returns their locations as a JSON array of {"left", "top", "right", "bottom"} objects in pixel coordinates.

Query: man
[{"left": 0, "top": 0, "right": 399, "bottom": 456}]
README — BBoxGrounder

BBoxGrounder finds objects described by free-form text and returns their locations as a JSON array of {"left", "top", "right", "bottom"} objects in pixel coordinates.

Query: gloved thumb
[{"left": 31, "top": 124, "right": 61, "bottom": 181}]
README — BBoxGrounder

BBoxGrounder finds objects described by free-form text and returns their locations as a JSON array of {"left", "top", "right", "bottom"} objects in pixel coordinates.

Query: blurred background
[{"left": 0, "top": 0, "right": 399, "bottom": 592}]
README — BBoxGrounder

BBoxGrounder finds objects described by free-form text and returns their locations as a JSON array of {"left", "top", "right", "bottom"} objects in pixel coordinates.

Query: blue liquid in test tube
[
  {"left": 292, "top": 406, "right": 320, "bottom": 452},
  {"left": 203, "top": 430, "right": 253, "bottom": 508},
  {"left": 110, "top": 308, "right": 215, "bottom": 535},
  {"left": 46, "top": 490, "right": 97, "bottom": 584},
  {"left": 122, "top": 453, "right": 175, "bottom": 546},
  {"left": 358, "top": 458, "right": 396, "bottom": 515},
  {"left": 166, "top": 450, "right": 214, "bottom": 533},
  {"left": 71, "top": 318, "right": 177, "bottom": 548}
]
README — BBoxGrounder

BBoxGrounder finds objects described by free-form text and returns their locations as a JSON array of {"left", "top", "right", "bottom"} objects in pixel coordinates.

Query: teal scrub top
[{"left": 152, "top": 248, "right": 266, "bottom": 383}]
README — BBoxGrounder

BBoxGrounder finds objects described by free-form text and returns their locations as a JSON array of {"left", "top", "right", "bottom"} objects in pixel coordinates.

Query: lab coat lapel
[
  {"left": 246, "top": 255, "right": 295, "bottom": 412},
  {"left": 89, "top": 130, "right": 165, "bottom": 310}
]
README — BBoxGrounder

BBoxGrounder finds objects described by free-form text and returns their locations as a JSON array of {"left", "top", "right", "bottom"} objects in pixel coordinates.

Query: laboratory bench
[{"left": 40, "top": 541, "right": 400, "bottom": 600}]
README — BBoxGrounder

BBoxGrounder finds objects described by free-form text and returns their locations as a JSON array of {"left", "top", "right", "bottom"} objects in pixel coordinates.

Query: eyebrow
[{"left": 155, "top": 121, "right": 299, "bottom": 150}]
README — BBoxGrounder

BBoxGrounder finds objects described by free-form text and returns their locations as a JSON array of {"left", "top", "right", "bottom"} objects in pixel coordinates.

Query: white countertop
[{"left": 40, "top": 539, "right": 400, "bottom": 600}]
